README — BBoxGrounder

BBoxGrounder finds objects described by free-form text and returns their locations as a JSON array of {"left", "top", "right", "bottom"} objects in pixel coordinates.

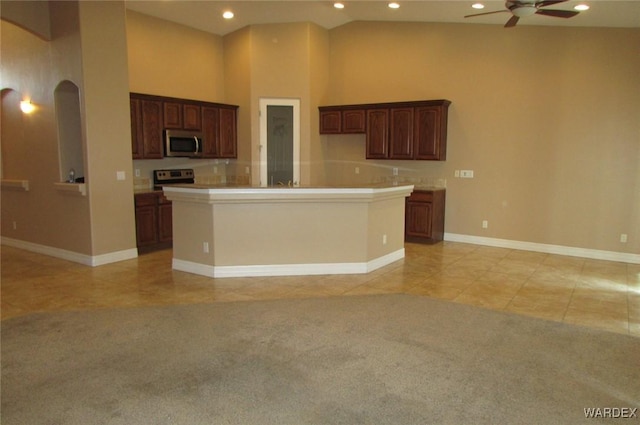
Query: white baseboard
[
  {"left": 444, "top": 233, "right": 639, "bottom": 264},
  {"left": 173, "top": 249, "right": 405, "bottom": 278},
  {"left": 1, "top": 237, "right": 138, "bottom": 267}
]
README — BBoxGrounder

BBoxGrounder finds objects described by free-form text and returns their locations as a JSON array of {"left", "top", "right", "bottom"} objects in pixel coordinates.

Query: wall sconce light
[{"left": 20, "top": 100, "right": 35, "bottom": 114}]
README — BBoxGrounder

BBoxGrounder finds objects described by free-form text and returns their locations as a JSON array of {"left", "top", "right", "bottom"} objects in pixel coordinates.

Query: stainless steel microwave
[{"left": 164, "top": 129, "right": 203, "bottom": 158}]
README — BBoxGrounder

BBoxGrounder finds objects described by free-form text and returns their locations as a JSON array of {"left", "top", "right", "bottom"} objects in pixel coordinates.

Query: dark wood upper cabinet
[
  {"left": 319, "top": 110, "right": 341, "bottom": 134},
  {"left": 414, "top": 105, "right": 448, "bottom": 160},
  {"left": 130, "top": 97, "right": 143, "bottom": 159},
  {"left": 342, "top": 109, "right": 366, "bottom": 133},
  {"left": 319, "top": 107, "right": 366, "bottom": 134},
  {"left": 183, "top": 103, "right": 202, "bottom": 131},
  {"left": 130, "top": 92, "right": 238, "bottom": 160},
  {"left": 130, "top": 94, "right": 164, "bottom": 159},
  {"left": 389, "top": 107, "right": 414, "bottom": 159},
  {"left": 201, "top": 106, "right": 220, "bottom": 158},
  {"left": 201, "top": 105, "right": 238, "bottom": 159},
  {"left": 218, "top": 107, "right": 238, "bottom": 158},
  {"left": 319, "top": 99, "right": 450, "bottom": 161},
  {"left": 366, "top": 109, "right": 389, "bottom": 159},
  {"left": 163, "top": 102, "right": 183, "bottom": 129}
]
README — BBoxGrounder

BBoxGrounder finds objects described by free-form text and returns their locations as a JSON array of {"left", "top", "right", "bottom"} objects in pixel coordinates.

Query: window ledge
[
  {"left": 1, "top": 179, "right": 30, "bottom": 191},
  {"left": 54, "top": 182, "right": 86, "bottom": 196}
]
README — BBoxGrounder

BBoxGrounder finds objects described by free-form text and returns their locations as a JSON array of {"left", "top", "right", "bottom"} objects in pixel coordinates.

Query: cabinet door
[
  {"left": 343, "top": 110, "right": 366, "bottom": 133},
  {"left": 158, "top": 202, "right": 173, "bottom": 242},
  {"left": 140, "top": 99, "right": 164, "bottom": 159},
  {"left": 135, "top": 205, "right": 159, "bottom": 246},
  {"left": 163, "top": 102, "right": 182, "bottom": 129},
  {"left": 183, "top": 103, "right": 202, "bottom": 131},
  {"left": 201, "top": 106, "right": 220, "bottom": 158},
  {"left": 366, "top": 109, "right": 389, "bottom": 159},
  {"left": 218, "top": 107, "right": 237, "bottom": 158},
  {"left": 130, "top": 98, "right": 143, "bottom": 159},
  {"left": 414, "top": 106, "right": 446, "bottom": 160},
  {"left": 389, "top": 107, "right": 414, "bottom": 159},
  {"left": 320, "top": 110, "right": 341, "bottom": 134},
  {"left": 405, "top": 200, "right": 433, "bottom": 239}
]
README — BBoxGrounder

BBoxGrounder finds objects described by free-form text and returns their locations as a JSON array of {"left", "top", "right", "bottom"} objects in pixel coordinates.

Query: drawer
[
  {"left": 134, "top": 192, "right": 159, "bottom": 207},
  {"left": 408, "top": 190, "right": 434, "bottom": 202}
]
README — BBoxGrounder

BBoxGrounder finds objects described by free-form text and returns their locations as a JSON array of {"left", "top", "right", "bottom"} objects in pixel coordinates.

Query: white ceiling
[{"left": 125, "top": 0, "right": 640, "bottom": 36}]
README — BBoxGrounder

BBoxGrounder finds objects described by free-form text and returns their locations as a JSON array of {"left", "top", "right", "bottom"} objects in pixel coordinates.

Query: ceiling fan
[{"left": 465, "top": 0, "right": 580, "bottom": 28}]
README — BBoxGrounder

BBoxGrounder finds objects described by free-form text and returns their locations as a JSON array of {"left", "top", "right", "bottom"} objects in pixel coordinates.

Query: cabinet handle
[{"left": 194, "top": 136, "right": 199, "bottom": 155}]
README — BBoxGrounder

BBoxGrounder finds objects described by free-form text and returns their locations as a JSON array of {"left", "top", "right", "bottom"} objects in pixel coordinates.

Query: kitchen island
[{"left": 162, "top": 184, "right": 414, "bottom": 277}]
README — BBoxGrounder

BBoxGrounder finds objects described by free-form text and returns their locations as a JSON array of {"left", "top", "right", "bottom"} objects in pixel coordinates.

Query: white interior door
[{"left": 259, "top": 98, "right": 300, "bottom": 187}]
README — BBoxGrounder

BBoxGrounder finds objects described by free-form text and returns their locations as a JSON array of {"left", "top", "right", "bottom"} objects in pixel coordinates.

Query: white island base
[{"left": 163, "top": 185, "right": 414, "bottom": 278}]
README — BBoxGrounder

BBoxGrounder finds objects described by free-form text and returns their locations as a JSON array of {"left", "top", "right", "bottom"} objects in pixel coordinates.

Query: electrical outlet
[
  {"left": 393, "top": 167, "right": 398, "bottom": 176},
  {"left": 454, "top": 170, "right": 460, "bottom": 178},
  {"left": 135, "top": 169, "right": 141, "bottom": 177},
  {"left": 620, "top": 234, "right": 628, "bottom": 243},
  {"left": 382, "top": 234, "right": 387, "bottom": 245},
  {"left": 461, "top": 170, "right": 474, "bottom": 178},
  {"left": 12, "top": 221, "right": 17, "bottom": 230},
  {"left": 355, "top": 167, "right": 360, "bottom": 175},
  {"left": 245, "top": 166, "right": 250, "bottom": 174},
  {"left": 482, "top": 220, "right": 488, "bottom": 229},
  {"left": 203, "top": 242, "right": 209, "bottom": 253}
]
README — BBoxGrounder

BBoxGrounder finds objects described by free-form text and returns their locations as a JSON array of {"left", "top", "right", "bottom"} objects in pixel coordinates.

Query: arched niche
[
  {"left": 1, "top": 88, "right": 26, "bottom": 180},
  {"left": 55, "top": 80, "right": 84, "bottom": 182}
]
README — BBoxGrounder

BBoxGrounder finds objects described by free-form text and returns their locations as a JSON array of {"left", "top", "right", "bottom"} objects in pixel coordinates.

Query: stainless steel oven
[{"left": 153, "top": 169, "right": 195, "bottom": 190}]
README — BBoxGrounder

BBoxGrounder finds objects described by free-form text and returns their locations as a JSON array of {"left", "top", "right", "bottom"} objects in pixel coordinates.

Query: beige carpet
[{"left": 2, "top": 294, "right": 639, "bottom": 424}]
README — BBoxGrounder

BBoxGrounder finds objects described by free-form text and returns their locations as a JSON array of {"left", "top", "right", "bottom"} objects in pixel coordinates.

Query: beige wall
[
  {"left": 324, "top": 22, "right": 640, "bottom": 255},
  {"left": 78, "top": 1, "right": 136, "bottom": 255},
  {"left": 126, "top": 10, "right": 225, "bottom": 102},
  {"left": 1, "top": 1, "right": 136, "bottom": 258},
  {"left": 1, "top": 6, "right": 93, "bottom": 254}
]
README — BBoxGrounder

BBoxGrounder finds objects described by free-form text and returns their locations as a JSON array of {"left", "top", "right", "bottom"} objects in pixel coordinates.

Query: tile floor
[{"left": 1, "top": 242, "right": 638, "bottom": 337}]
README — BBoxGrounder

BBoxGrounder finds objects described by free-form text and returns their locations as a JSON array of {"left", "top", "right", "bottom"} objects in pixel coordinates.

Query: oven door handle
[{"left": 194, "top": 136, "right": 200, "bottom": 156}]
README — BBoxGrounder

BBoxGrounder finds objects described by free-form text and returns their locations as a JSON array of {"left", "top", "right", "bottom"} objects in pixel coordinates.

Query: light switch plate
[{"left": 116, "top": 171, "right": 126, "bottom": 181}]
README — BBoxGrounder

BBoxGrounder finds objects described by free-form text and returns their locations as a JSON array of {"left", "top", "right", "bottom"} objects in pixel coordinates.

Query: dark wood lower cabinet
[
  {"left": 405, "top": 189, "right": 445, "bottom": 243},
  {"left": 135, "top": 192, "right": 172, "bottom": 252}
]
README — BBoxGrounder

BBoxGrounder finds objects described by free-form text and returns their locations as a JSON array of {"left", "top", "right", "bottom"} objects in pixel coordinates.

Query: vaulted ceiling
[{"left": 125, "top": 0, "right": 640, "bottom": 36}]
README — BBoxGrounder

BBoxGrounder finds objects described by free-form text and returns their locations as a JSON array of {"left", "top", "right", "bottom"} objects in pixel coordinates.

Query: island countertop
[{"left": 162, "top": 183, "right": 415, "bottom": 203}]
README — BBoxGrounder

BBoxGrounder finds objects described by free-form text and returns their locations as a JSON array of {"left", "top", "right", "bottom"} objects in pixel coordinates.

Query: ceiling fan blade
[
  {"left": 536, "top": 0, "right": 567, "bottom": 8},
  {"left": 464, "top": 10, "right": 508, "bottom": 18},
  {"left": 505, "top": 15, "right": 520, "bottom": 27},
  {"left": 535, "top": 8, "right": 580, "bottom": 18}
]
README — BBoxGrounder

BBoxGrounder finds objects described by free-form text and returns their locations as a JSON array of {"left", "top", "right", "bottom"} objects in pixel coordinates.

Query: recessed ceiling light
[
  {"left": 574, "top": 4, "right": 590, "bottom": 11},
  {"left": 472, "top": 3, "right": 485, "bottom": 9},
  {"left": 334, "top": 2, "right": 345, "bottom": 9},
  {"left": 388, "top": 2, "right": 400, "bottom": 9},
  {"left": 222, "top": 10, "right": 234, "bottom": 19}
]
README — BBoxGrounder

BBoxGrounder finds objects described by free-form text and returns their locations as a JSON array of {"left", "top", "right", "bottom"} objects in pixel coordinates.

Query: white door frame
[{"left": 259, "top": 98, "right": 300, "bottom": 187}]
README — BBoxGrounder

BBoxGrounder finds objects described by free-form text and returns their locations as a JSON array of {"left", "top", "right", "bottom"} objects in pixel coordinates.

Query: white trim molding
[
  {"left": 444, "top": 233, "right": 640, "bottom": 264},
  {"left": 173, "top": 249, "right": 405, "bottom": 278},
  {"left": 1, "top": 237, "right": 137, "bottom": 266}
]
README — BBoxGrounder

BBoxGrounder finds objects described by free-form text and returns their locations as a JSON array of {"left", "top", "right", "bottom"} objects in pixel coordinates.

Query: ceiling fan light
[
  {"left": 574, "top": 4, "right": 590, "bottom": 11},
  {"left": 472, "top": 3, "right": 485, "bottom": 10},
  {"left": 511, "top": 5, "right": 537, "bottom": 17},
  {"left": 388, "top": 2, "right": 400, "bottom": 9},
  {"left": 222, "top": 10, "right": 234, "bottom": 19},
  {"left": 334, "top": 2, "right": 345, "bottom": 9}
]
